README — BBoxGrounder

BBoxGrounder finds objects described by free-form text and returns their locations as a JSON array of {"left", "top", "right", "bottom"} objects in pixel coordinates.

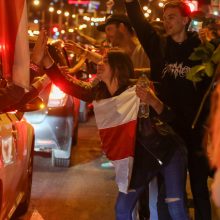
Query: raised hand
[
  {"left": 31, "top": 29, "right": 48, "bottom": 65},
  {"left": 136, "top": 82, "right": 164, "bottom": 114}
]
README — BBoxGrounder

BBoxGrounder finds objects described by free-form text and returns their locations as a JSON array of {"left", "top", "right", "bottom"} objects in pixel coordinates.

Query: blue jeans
[
  {"left": 115, "top": 148, "right": 189, "bottom": 220},
  {"left": 149, "top": 177, "right": 159, "bottom": 220}
]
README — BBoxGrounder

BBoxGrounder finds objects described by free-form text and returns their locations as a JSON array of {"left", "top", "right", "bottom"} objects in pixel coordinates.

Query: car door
[{"left": 0, "top": 112, "right": 30, "bottom": 219}]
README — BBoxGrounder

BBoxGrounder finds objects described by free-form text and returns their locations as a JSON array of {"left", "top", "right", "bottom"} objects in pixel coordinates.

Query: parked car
[
  {"left": 25, "top": 40, "right": 78, "bottom": 167},
  {"left": 0, "top": 98, "right": 42, "bottom": 219}
]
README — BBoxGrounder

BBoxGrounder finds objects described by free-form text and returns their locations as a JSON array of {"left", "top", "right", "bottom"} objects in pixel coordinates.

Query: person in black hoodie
[{"left": 123, "top": 0, "right": 212, "bottom": 220}]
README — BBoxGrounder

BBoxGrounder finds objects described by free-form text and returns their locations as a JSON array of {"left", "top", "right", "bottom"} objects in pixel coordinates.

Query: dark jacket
[
  {"left": 0, "top": 68, "right": 42, "bottom": 113},
  {"left": 125, "top": 0, "right": 212, "bottom": 152},
  {"left": 0, "top": 83, "right": 25, "bottom": 112}
]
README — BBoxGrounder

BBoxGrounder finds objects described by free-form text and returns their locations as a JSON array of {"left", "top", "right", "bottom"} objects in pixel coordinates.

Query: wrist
[
  {"left": 43, "top": 56, "right": 55, "bottom": 69},
  {"left": 152, "top": 99, "right": 164, "bottom": 114},
  {"left": 44, "top": 61, "right": 55, "bottom": 69}
]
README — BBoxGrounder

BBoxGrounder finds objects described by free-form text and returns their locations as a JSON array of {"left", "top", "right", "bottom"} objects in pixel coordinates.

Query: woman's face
[{"left": 97, "top": 54, "right": 113, "bottom": 83}]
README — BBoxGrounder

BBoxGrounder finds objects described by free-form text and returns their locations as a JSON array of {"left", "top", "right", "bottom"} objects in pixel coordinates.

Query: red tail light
[{"left": 48, "top": 84, "right": 68, "bottom": 107}]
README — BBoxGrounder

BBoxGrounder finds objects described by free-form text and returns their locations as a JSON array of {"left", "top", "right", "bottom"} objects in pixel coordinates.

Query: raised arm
[
  {"left": 45, "top": 63, "right": 96, "bottom": 102},
  {"left": 64, "top": 41, "right": 102, "bottom": 64},
  {"left": 124, "top": 0, "right": 164, "bottom": 80},
  {"left": 43, "top": 48, "right": 96, "bottom": 103}
]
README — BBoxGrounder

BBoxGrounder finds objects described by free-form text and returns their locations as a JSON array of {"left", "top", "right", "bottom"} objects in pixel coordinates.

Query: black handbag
[
  {"left": 137, "top": 116, "right": 186, "bottom": 169},
  {"left": 130, "top": 116, "right": 187, "bottom": 189}
]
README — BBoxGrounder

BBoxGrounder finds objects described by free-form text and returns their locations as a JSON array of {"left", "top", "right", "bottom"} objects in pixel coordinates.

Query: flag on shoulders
[
  {"left": 93, "top": 86, "right": 140, "bottom": 193},
  {"left": 0, "top": 0, "right": 30, "bottom": 89}
]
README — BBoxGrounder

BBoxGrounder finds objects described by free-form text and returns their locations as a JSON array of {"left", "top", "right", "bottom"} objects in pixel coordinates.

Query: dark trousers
[{"left": 188, "top": 151, "right": 212, "bottom": 220}]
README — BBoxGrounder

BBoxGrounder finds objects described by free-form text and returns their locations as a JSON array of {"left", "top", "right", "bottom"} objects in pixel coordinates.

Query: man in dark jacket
[{"left": 124, "top": 0, "right": 212, "bottom": 220}]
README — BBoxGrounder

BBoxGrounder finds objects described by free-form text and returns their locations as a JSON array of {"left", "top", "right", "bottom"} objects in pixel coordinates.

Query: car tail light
[{"left": 48, "top": 84, "right": 68, "bottom": 108}]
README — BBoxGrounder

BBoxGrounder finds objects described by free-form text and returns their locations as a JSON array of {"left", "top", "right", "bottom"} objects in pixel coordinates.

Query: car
[
  {"left": 0, "top": 98, "right": 41, "bottom": 219},
  {"left": 24, "top": 82, "right": 76, "bottom": 167},
  {"left": 25, "top": 40, "right": 78, "bottom": 168}
]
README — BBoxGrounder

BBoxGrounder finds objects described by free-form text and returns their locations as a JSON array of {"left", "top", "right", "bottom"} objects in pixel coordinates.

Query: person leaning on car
[{"left": 0, "top": 30, "right": 50, "bottom": 113}]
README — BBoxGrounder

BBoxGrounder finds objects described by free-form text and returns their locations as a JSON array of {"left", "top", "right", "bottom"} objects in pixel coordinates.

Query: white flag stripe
[
  {"left": 93, "top": 86, "right": 140, "bottom": 129},
  {"left": 12, "top": 0, "right": 30, "bottom": 89},
  {"left": 112, "top": 157, "right": 134, "bottom": 193}
]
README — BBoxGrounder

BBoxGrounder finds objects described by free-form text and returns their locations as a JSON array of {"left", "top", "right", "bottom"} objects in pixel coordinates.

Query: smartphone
[{"left": 190, "top": 20, "right": 203, "bottom": 32}]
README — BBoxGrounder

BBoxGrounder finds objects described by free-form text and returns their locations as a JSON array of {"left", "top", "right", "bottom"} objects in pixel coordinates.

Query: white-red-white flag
[
  {"left": 93, "top": 86, "right": 140, "bottom": 193},
  {"left": 0, "top": 0, "right": 30, "bottom": 89}
]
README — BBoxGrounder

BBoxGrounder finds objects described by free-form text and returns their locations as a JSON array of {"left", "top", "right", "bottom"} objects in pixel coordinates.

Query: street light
[
  {"left": 64, "top": 11, "right": 70, "bottom": 17},
  {"left": 64, "top": 11, "right": 70, "bottom": 34},
  {"left": 49, "top": 6, "right": 54, "bottom": 13},
  {"left": 49, "top": 6, "right": 55, "bottom": 37},
  {"left": 57, "top": 10, "right": 62, "bottom": 15},
  {"left": 33, "top": 0, "right": 40, "bottom": 6}
]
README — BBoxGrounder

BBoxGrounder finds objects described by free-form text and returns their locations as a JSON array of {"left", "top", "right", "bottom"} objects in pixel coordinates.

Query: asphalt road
[{"left": 20, "top": 116, "right": 117, "bottom": 220}]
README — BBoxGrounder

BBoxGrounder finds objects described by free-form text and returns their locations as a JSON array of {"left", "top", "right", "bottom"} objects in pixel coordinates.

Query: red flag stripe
[
  {"left": 99, "top": 120, "right": 137, "bottom": 160},
  {"left": 0, "top": 0, "right": 25, "bottom": 79}
]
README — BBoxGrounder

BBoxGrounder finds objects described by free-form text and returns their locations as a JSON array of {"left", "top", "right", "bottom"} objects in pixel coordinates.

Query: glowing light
[
  {"left": 143, "top": 6, "right": 148, "bottom": 11},
  {"left": 144, "top": 13, "right": 149, "bottom": 17},
  {"left": 193, "top": 20, "right": 198, "bottom": 25},
  {"left": 49, "top": 6, "right": 54, "bottom": 13},
  {"left": 33, "top": 30, "right": 40, "bottom": 35},
  {"left": 72, "top": 14, "right": 76, "bottom": 18},
  {"left": 147, "top": 9, "right": 152, "bottom": 13},
  {"left": 79, "top": 24, "right": 87, "bottom": 30},
  {"left": 64, "top": 11, "right": 70, "bottom": 17},
  {"left": 53, "top": 27, "right": 59, "bottom": 33},
  {"left": 39, "top": 103, "right": 45, "bottom": 109},
  {"left": 213, "top": 11, "right": 219, "bottom": 16},
  {"left": 83, "top": 16, "right": 91, "bottom": 21},
  {"left": 57, "top": 10, "right": 62, "bottom": 15},
  {"left": 185, "top": 1, "right": 198, "bottom": 12},
  {"left": 48, "top": 84, "right": 67, "bottom": 107},
  {"left": 158, "top": 2, "right": 164, "bottom": 7},
  {"left": 28, "top": 30, "right": 34, "bottom": 36},
  {"left": 33, "top": 0, "right": 40, "bottom": 6},
  {"left": 61, "top": 30, "right": 65, "bottom": 34},
  {"left": 33, "top": 19, "right": 39, "bottom": 24},
  {"left": 68, "top": 28, "right": 74, "bottom": 33},
  {"left": 156, "top": 18, "right": 161, "bottom": 21}
]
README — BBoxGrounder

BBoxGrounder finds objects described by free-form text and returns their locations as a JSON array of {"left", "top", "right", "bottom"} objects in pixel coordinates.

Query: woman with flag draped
[{"left": 33, "top": 29, "right": 189, "bottom": 219}]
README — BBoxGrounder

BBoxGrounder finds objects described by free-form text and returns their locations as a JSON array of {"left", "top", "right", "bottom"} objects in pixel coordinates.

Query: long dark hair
[{"left": 95, "top": 48, "right": 134, "bottom": 100}]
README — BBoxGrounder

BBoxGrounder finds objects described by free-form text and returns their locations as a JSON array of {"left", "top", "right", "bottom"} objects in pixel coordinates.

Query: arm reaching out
[{"left": 64, "top": 41, "right": 102, "bottom": 64}]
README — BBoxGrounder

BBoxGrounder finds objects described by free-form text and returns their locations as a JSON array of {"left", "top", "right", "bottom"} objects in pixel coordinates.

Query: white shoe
[{"left": 101, "top": 161, "right": 114, "bottom": 168}]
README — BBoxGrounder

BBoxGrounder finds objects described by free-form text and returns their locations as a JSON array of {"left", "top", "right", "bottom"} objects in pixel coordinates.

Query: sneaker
[{"left": 101, "top": 161, "right": 114, "bottom": 168}]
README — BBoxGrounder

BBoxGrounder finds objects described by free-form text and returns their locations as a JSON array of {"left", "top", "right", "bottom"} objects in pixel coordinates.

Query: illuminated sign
[
  {"left": 185, "top": 0, "right": 198, "bottom": 12},
  {"left": 68, "top": 0, "right": 90, "bottom": 4}
]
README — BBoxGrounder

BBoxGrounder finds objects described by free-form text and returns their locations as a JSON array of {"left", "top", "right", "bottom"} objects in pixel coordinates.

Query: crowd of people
[{"left": 1, "top": 0, "right": 220, "bottom": 220}]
